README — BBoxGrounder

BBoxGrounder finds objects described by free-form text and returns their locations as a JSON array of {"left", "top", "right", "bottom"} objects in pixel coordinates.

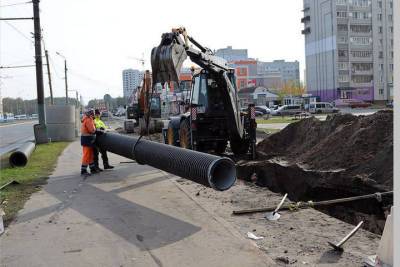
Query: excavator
[{"left": 151, "top": 27, "right": 256, "bottom": 158}]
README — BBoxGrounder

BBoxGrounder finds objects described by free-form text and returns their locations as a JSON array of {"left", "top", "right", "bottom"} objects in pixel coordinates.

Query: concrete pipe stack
[{"left": 46, "top": 105, "right": 76, "bottom": 142}]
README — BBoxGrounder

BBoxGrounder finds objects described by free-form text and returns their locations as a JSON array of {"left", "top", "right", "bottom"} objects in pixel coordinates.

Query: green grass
[
  {"left": 256, "top": 116, "right": 300, "bottom": 124},
  {"left": 0, "top": 142, "right": 69, "bottom": 226},
  {"left": 256, "top": 128, "right": 281, "bottom": 135}
]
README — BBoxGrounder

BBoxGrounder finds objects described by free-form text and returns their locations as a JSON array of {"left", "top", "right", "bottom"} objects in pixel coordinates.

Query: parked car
[
  {"left": 271, "top": 105, "right": 303, "bottom": 116},
  {"left": 255, "top": 105, "right": 271, "bottom": 115},
  {"left": 309, "top": 102, "right": 339, "bottom": 114},
  {"left": 100, "top": 111, "right": 110, "bottom": 119},
  {"left": 386, "top": 101, "right": 393, "bottom": 108},
  {"left": 30, "top": 114, "right": 38, "bottom": 119}
]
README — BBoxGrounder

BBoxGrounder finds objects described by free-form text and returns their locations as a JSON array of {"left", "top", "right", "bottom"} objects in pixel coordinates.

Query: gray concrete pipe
[
  {"left": 9, "top": 141, "right": 36, "bottom": 167},
  {"left": 95, "top": 132, "right": 236, "bottom": 191}
]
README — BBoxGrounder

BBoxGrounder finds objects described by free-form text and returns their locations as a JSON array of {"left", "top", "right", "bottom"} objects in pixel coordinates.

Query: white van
[
  {"left": 271, "top": 105, "right": 302, "bottom": 116},
  {"left": 309, "top": 102, "right": 339, "bottom": 114}
]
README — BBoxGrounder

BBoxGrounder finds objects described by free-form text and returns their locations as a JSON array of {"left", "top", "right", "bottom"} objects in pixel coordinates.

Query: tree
[{"left": 276, "top": 80, "right": 305, "bottom": 101}]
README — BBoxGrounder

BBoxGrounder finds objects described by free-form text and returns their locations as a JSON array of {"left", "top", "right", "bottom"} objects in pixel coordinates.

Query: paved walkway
[{"left": 0, "top": 141, "right": 273, "bottom": 266}]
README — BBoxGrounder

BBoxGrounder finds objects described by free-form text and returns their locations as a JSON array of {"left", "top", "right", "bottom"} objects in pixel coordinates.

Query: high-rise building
[
  {"left": 215, "top": 46, "right": 248, "bottom": 62},
  {"left": 257, "top": 60, "right": 300, "bottom": 84},
  {"left": 302, "top": 0, "right": 394, "bottom": 102},
  {"left": 122, "top": 69, "right": 144, "bottom": 100}
]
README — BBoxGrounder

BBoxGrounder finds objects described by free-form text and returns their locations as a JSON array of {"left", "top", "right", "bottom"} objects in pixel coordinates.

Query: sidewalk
[{"left": 0, "top": 141, "right": 273, "bottom": 266}]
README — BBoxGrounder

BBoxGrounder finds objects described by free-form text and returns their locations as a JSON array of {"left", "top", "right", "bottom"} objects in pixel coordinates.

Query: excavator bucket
[{"left": 151, "top": 32, "right": 187, "bottom": 84}]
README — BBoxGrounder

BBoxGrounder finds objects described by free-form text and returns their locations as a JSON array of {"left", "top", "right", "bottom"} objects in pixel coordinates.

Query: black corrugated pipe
[
  {"left": 95, "top": 132, "right": 236, "bottom": 191},
  {"left": 9, "top": 141, "right": 36, "bottom": 167}
]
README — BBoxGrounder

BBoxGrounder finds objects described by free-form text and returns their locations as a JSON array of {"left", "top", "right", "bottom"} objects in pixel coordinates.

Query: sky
[{"left": 0, "top": 0, "right": 305, "bottom": 103}]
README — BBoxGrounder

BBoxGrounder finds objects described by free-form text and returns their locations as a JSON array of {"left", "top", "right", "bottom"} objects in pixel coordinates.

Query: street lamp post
[{"left": 56, "top": 52, "right": 68, "bottom": 104}]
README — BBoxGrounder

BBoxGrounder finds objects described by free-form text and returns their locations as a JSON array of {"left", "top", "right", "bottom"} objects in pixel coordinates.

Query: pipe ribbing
[
  {"left": 96, "top": 132, "right": 236, "bottom": 191},
  {"left": 9, "top": 141, "right": 36, "bottom": 167}
]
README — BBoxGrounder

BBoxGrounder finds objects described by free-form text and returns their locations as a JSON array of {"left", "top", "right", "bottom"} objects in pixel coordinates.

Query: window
[
  {"left": 380, "top": 64, "right": 384, "bottom": 70},
  {"left": 389, "top": 27, "right": 393, "bottom": 33},
  {"left": 352, "top": 75, "right": 373, "bottom": 83},
  {"left": 379, "top": 26, "right": 383, "bottom": 33},
  {"left": 351, "top": 51, "right": 372, "bottom": 57},
  {"left": 336, "top": 0, "right": 347, "bottom": 5},
  {"left": 337, "top": 11, "right": 347, "bottom": 18},
  {"left": 350, "top": 37, "right": 371, "bottom": 45},
  {"left": 377, "top": 14, "right": 382, "bottom": 20},
  {"left": 350, "top": 12, "right": 371, "bottom": 19},
  {"left": 389, "top": 64, "right": 394, "bottom": 71},
  {"left": 338, "top": 50, "right": 348, "bottom": 57},
  {"left": 390, "top": 39, "right": 394, "bottom": 47},
  {"left": 379, "top": 51, "right": 383, "bottom": 58},
  {"left": 351, "top": 63, "right": 373, "bottom": 71},
  {"left": 390, "top": 51, "right": 394, "bottom": 58},
  {"left": 379, "top": 89, "right": 384, "bottom": 95},
  {"left": 378, "top": 1, "right": 382, "bottom": 8},
  {"left": 379, "top": 39, "right": 383, "bottom": 46},
  {"left": 352, "top": 0, "right": 370, "bottom": 7},
  {"left": 338, "top": 36, "right": 348, "bottom": 43},
  {"left": 390, "top": 1, "right": 393, "bottom": 8},
  {"left": 388, "top": 15, "right": 393, "bottom": 21},
  {"left": 338, "top": 75, "right": 349, "bottom": 82},
  {"left": 337, "top": 24, "right": 348, "bottom": 31},
  {"left": 350, "top": 24, "right": 371, "bottom": 33},
  {"left": 338, "top": 62, "right": 349, "bottom": 69}
]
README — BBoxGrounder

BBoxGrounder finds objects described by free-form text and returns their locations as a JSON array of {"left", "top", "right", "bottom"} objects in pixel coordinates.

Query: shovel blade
[
  {"left": 151, "top": 33, "right": 187, "bottom": 85},
  {"left": 265, "top": 212, "right": 281, "bottom": 221}
]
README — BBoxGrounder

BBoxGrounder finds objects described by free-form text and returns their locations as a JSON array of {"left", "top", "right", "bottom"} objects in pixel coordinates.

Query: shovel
[
  {"left": 265, "top": 193, "right": 288, "bottom": 221},
  {"left": 328, "top": 221, "right": 364, "bottom": 251}
]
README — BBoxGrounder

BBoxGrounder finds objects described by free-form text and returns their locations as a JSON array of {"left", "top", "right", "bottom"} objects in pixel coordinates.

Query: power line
[
  {"left": 3, "top": 20, "right": 34, "bottom": 44},
  {"left": 0, "top": 1, "right": 31, "bottom": 8},
  {"left": 0, "top": 64, "right": 36, "bottom": 69}
]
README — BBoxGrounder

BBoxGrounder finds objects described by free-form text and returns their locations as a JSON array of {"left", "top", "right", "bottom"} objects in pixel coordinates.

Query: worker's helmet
[{"left": 85, "top": 108, "right": 94, "bottom": 117}]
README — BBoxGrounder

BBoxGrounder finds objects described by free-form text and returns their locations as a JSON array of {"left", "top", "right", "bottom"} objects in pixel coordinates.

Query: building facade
[
  {"left": 257, "top": 60, "right": 300, "bottom": 84},
  {"left": 302, "top": 0, "right": 394, "bottom": 102},
  {"left": 122, "top": 69, "right": 144, "bottom": 101},
  {"left": 215, "top": 46, "right": 248, "bottom": 62}
]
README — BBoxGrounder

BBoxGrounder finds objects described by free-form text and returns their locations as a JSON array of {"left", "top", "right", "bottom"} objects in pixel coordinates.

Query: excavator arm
[{"left": 151, "top": 27, "right": 244, "bottom": 139}]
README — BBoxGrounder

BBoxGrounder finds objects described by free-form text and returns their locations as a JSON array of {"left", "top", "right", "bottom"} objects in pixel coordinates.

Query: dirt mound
[
  {"left": 256, "top": 110, "right": 393, "bottom": 189},
  {"left": 238, "top": 110, "right": 393, "bottom": 233}
]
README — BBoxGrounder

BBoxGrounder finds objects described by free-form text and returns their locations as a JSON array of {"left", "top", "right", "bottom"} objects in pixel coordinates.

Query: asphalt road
[{"left": 0, "top": 121, "right": 36, "bottom": 154}]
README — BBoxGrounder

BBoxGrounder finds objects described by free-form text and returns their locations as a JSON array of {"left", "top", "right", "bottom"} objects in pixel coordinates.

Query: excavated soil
[{"left": 238, "top": 110, "right": 393, "bottom": 234}]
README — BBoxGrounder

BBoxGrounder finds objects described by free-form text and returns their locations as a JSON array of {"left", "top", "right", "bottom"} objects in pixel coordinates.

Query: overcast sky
[{"left": 0, "top": 0, "right": 305, "bottom": 103}]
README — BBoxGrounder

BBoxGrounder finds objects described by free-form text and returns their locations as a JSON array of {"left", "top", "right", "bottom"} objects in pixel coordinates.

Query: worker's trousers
[
  {"left": 81, "top": 146, "right": 95, "bottom": 170},
  {"left": 93, "top": 146, "right": 109, "bottom": 167}
]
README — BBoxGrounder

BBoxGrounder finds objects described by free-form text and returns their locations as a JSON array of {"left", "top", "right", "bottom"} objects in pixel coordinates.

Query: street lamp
[{"left": 56, "top": 52, "right": 68, "bottom": 104}]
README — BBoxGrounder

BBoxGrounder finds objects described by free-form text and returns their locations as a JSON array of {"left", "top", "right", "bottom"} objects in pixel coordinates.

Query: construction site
[{"left": 0, "top": 1, "right": 397, "bottom": 266}]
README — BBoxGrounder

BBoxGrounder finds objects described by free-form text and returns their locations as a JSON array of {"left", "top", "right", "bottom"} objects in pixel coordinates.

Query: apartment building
[
  {"left": 302, "top": 0, "right": 394, "bottom": 102},
  {"left": 215, "top": 46, "right": 248, "bottom": 62},
  {"left": 122, "top": 69, "right": 144, "bottom": 101}
]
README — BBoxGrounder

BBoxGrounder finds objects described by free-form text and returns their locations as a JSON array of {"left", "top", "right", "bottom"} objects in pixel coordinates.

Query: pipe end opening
[{"left": 208, "top": 158, "right": 237, "bottom": 191}]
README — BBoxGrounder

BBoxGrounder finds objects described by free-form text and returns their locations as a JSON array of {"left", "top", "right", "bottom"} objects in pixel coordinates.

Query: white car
[
  {"left": 255, "top": 105, "right": 271, "bottom": 115},
  {"left": 309, "top": 102, "right": 339, "bottom": 114},
  {"left": 271, "top": 105, "right": 302, "bottom": 116}
]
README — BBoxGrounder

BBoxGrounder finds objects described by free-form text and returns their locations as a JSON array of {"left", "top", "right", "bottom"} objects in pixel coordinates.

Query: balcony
[
  {"left": 301, "top": 15, "right": 310, "bottom": 23},
  {"left": 301, "top": 27, "right": 311, "bottom": 35},
  {"left": 351, "top": 69, "right": 373, "bottom": 75}
]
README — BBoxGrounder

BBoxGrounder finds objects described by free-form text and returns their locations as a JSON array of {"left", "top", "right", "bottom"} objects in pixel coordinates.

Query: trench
[{"left": 236, "top": 159, "right": 392, "bottom": 234}]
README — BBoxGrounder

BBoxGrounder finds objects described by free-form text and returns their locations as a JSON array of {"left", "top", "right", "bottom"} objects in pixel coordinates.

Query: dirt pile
[
  {"left": 238, "top": 110, "right": 393, "bottom": 233},
  {"left": 256, "top": 110, "right": 393, "bottom": 190}
]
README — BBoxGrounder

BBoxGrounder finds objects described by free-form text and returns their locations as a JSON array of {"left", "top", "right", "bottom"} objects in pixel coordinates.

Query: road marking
[{"left": 0, "top": 121, "right": 36, "bottom": 128}]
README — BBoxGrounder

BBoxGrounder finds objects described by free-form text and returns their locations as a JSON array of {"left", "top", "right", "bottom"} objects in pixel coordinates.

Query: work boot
[
  {"left": 104, "top": 163, "right": 114, "bottom": 170},
  {"left": 94, "top": 165, "right": 103, "bottom": 172},
  {"left": 90, "top": 167, "right": 101, "bottom": 174},
  {"left": 81, "top": 169, "right": 91, "bottom": 176}
]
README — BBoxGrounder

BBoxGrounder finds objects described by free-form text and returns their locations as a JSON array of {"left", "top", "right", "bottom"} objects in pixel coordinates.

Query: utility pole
[
  {"left": 56, "top": 52, "right": 68, "bottom": 104},
  {"left": 32, "top": 0, "right": 47, "bottom": 143},
  {"left": 44, "top": 50, "right": 54, "bottom": 105},
  {"left": 64, "top": 59, "right": 68, "bottom": 104}
]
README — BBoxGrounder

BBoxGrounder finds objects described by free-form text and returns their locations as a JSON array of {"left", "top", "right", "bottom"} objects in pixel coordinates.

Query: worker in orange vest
[{"left": 80, "top": 109, "right": 99, "bottom": 176}]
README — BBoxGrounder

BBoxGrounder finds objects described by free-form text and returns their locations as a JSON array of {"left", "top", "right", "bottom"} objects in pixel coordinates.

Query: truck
[{"left": 151, "top": 27, "right": 257, "bottom": 158}]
